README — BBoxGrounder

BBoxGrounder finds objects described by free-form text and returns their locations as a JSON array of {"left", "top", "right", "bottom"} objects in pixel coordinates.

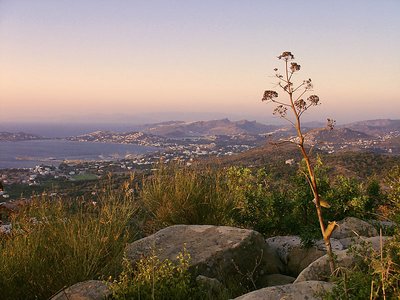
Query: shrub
[
  {"left": 0, "top": 180, "right": 137, "bottom": 300},
  {"left": 108, "top": 247, "right": 226, "bottom": 300},
  {"left": 325, "top": 235, "right": 400, "bottom": 299},
  {"left": 139, "top": 165, "right": 238, "bottom": 232},
  {"left": 139, "top": 164, "right": 295, "bottom": 236}
]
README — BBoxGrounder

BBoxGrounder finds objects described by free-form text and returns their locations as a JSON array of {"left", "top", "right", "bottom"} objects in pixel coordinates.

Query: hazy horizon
[{"left": 1, "top": 1, "right": 399, "bottom": 123}]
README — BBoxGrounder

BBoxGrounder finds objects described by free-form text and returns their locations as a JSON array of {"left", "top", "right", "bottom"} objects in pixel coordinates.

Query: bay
[{"left": 0, "top": 140, "right": 157, "bottom": 169}]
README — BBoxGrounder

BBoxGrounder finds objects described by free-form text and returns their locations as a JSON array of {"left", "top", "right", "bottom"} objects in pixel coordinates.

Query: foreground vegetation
[
  {"left": 0, "top": 178, "right": 137, "bottom": 300},
  {"left": 0, "top": 161, "right": 399, "bottom": 299}
]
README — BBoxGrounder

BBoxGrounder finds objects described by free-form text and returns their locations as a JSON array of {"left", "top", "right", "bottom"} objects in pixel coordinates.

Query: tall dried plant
[{"left": 262, "top": 51, "right": 336, "bottom": 273}]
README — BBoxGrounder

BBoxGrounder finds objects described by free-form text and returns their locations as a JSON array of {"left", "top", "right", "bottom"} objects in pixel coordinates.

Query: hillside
[
  {"left": 0, "top": 132, "right": 45, "bottom": 141},
  {"left": 305, "top": 128, "right": 373, "bottom": 144},
  {"left": 142, "top": 118, "right": 278, "bottom": 137},
  {"left": 206, "top": 142, "right": 400, "bottom": 180},
  {"left": 342, "top": 119, "right": 400, "bottom": 136}
]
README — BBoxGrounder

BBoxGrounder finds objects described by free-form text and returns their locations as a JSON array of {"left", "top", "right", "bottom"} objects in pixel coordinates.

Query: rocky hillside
[
  {"left": 342, "top": 119, "right": 400, "bottom": 136},
  {"left": 142, "top": 118, "right": 278, "bottom": 137},
  {"left": 305, "top": 127, "right": 373, "bottom": 144},
  {"left": 0, "top": 132, "right": 45, "bottom": 141}
]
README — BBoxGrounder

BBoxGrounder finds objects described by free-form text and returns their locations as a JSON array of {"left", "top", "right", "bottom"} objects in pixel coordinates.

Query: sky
[{"left": 0, "top": 0, "right": 399, "bottom": 124}]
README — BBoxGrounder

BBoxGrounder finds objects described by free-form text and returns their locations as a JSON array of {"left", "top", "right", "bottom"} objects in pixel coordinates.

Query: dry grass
[{"left": 0, "top": 179, "right": 137, "bottom": 300}]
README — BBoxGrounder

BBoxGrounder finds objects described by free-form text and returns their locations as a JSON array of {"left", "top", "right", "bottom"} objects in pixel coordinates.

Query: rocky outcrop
[
  {"left": 339, "top": 235, "right": 390, "bottom": 250},
  {"left": 294, "top": 250, "right": 354, "bottom": 283},
  {"left": 266, "top": 235, "right": 343, "bottom": 276},
  {"left": 50, "top": 280, "right": 110, "bottom": 300},
  {"left": 233, "top": 281, "right": 333, "bottom": 300},
  {"left": 331, "top": 217, "right": 378, "bottom": 239},
  {"left": 256, "top": 274, "right": 296, "bottom": 287},
  {"left": 125, "top": 225, "right": 283, "bottom": 287},
  {"left": 54, "top": 218, "right": 387, "bottom": 299}
]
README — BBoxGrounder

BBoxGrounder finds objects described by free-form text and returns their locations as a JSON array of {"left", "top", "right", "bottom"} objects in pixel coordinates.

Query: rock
[
  {"left": 368, "top": 220, "right": 397, "bottom": 234},
  {"left": 125, "top": 225, "right": 283, "bottom": 288},
  {"left": 314, "top": 238, "right": 343, "bottom": 251},
  {"left": 256, "top": 274, "right": 296, "bottom": 287},
  {"left": 339, "top": 235, "right": 390, "bottom": 250},
  {"left": 294, "top": 250, "right": 354, "bottom": 283},
  {"left": 51, "top": 280, "right": 110, "bottom": 300},
  {"left": 233, "top": 281, "right": 334, "bottom": 300},
  {"left": 196, "top": 275, "right": 225, "bottom": 298},
  {"left": 331, "top": 217, "right": 378, "bottom": 239},
  {"left": 0, "top": 223, "right": 12, "bottom": 235},
  {"left": 266, "top": 236, "right": 343, "bottom": 276}
]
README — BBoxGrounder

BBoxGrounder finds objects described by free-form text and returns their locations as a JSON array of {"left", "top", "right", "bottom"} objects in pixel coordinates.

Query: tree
[{"left": 262, "top": 51, "right": 336, "bottom": 273}]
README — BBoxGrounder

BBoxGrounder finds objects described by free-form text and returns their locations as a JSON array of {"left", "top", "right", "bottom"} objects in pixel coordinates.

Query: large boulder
[
  {"left": 125, "top": 225, "right": 283, "bottom": 288},
  {"left": 266, "top": 236, "right": 343, "bottom": 276},
  {"left": 331, "top": 217, "right": 378, "bottom": 239},
  {"left": 295, "top": 235, "right": 391, "bottom": 283},
  {"left": 233, "top": 281, "right": 333, "bottom": 300},
  {"left": 51, "top": 280, "right": 110, "bottom": 300},
  {"left": 256, "top": 274, "right": 296, "bottom": 287},
  {"left": 339, "top": 235, "right": 390, "bottom": 250},
  {"left": 294, "top": 250, "right": 354, "bottom": 283}
]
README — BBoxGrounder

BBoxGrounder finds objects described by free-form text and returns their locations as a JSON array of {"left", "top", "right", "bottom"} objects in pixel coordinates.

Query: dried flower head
[
  {"left": 290, "top": 62, "right": 301, "bottom": 72},
  {"left": 278, "top": 51, "right": 294, "bottom": 60},
  {"left": 295, "top": 99, "right": 306, "bottom": 111},
  {"left": 307, "top": 95, "right": 320, "bottom": 105},
  {"left": 304, "top": 79, "right": 313, "bottom": 90},
  {"left": 262, "top": 90, "right": 278, "bottom": 102},
  {"left": 327, "top": 118, "right": 336, "bottom": 130},
  {"left": 273, "top": 105, "right": 287, "bottom": 117}
]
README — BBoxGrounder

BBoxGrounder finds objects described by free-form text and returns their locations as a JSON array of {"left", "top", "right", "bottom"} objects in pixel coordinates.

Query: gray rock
[
  {"left": 339, "top": 235, "right": 390, "bottom": 250},
  {"left": 331, "top": 217, "right": 378, "bottom": 239},
  {"left": 314, "top": 238, "right": 343, "bottom": 251},
  {"left": 0, "top": 223, "right": 12, "bottom": 235},
  {"left": 233, "top": 281, "right": 334, "bottom": 300},
  {"left": 256, "top": 274, "right": 296, "bottom": 287},
  {"left": 266, "top": 236, "right": 343, "bottom": 276},
  {"left": 196, "top": 275, "right": 225, "bottom": 297},
  {"left": 369, "top": 220, "right": 397, "bottom": 233},
  {"left": 125, "top": 225, "right": 283, "bottom": 287},
  {"left": 51, "top": 280, "right": 110, "bottom": 300},
  {"left": 294, "top": 250, "right": 354, "bottom": 283}
]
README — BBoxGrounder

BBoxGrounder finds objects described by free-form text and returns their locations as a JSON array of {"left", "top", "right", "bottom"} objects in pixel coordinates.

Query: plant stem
[{"left": 284, "top": 57, "right": 336, "bottom": 275}]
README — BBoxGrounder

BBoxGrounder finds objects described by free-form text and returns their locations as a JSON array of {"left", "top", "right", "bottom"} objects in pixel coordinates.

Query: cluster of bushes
[
  {"left": 108, "top": 247, "right": 228, "bottom": 300},
  {"left": 324, "top": 165, "right": 400, "bottom": 299},
  {"left": 0, "top": 162, "right": 398, "bottom": 299},
  {"left": 139, "top": 160, "right": 390, "bottom": 239},
  {"left": 0, "top": 180, "right": 137, "bottom": 300}
]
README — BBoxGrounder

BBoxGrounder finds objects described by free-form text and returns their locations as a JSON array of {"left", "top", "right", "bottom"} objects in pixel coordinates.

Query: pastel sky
[{"left": 1, "top": 0, "right": 399, "bottom": 124}]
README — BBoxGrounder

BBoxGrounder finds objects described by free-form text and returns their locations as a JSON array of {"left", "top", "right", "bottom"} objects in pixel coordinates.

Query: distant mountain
[
  {"left": 341, "top": 119, "right": 400, "bottom": 136},
  {"left": 305, "top": 128, "right": 374, "bottom": 144},
  {"left": 0, "top": 132, "right": 45, "bottom": 141},
  {"left": 66, "top": 130, "right": 155, "bottom": 144},
  {"left": 142, "top": 118, "right": 278, "bottom": 137}
]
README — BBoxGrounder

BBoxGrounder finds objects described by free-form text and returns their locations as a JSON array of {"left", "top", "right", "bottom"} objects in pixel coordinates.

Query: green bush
[
  {"left": 0, "top": 181, "right": 137, "bottom": 300},
  {"left": 325, "top": 235, "right": 400, "bottom": 299},
  {"left": 108, "top": 247, "right": 226, "bottom": 300},
  {"left": 139, "top": 165, "right": 238, "bottom": 232},
  {"left": 139, "top": 164, "right": 296, "bottom": 236}
]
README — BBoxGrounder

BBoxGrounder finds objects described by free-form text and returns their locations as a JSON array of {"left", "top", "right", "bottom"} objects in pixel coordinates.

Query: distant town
[{"left": 1, "top": 118, "right": 399, "bottom": 200}]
